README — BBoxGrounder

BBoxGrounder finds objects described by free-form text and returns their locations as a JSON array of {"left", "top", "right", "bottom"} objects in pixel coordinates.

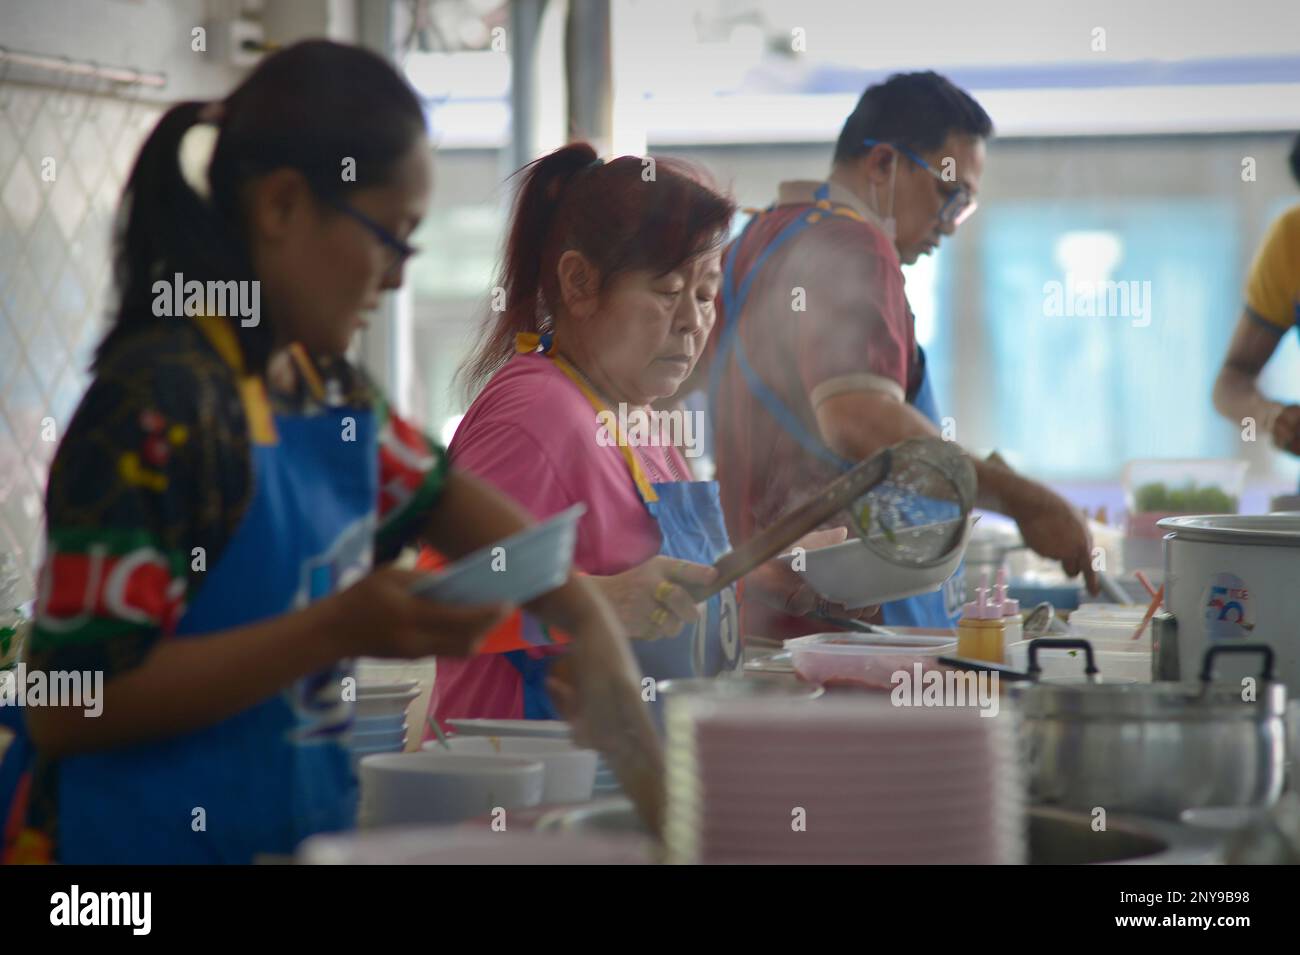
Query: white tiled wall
[{"left": 0, "top": 83, "right": 160, "bottom": 602}]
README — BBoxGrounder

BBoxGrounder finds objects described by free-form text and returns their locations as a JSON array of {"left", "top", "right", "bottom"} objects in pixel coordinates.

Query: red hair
[{"left": 460, "top": 142, "right": 736, "bottom": 397}]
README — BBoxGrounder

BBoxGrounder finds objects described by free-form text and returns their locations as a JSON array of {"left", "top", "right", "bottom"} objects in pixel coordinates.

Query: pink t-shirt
[{"left": 430, "top": 352, "right": 691, "bottom": 724}]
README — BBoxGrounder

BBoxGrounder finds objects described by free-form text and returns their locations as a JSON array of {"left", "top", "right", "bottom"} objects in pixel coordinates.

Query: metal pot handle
[
  {"left": 936, "top": 656, "right": 1033, "bottom": 681},
  {"left": 1026, "top": 638, "right": 1099, "bottom": 681},
  {"left": 1198, "top": 643, "right": 1276, "bottom": 684}
]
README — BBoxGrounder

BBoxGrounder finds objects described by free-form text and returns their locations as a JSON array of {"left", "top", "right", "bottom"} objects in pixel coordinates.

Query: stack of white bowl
[
  {"left": 445, "top": 718, "right": 621, "bottom": 797},
  {"left": 422, "top": 735, "right": 599, "bottom": 804},
  {"left": 356, "top": 751, "right": 545, "bottom": 828},
  {"left": 664, "top": 695, "right": 1025, "bottom": 864},
  {"left": 298, "top": 824, "right": 648, "bottom": 864},
  {"left": 350, "top": 678, "right": 419, "bottom": 767}
]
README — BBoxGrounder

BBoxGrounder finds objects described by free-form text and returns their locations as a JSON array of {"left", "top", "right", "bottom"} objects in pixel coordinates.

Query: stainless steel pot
[{"left": 951, "top": 639, "right": 1287, "bottom": 820}]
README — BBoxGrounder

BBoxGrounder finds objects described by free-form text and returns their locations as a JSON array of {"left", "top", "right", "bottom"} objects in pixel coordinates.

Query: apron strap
[
  {"left": 287, "top": 343, "right": 328, "bottom": 403},
  {"left": 192, "top": 316, "right": 278, "bottom": 446},
  {"left": 711, "top": 185, "right": 864, "bottom": 472},
  {"left": 502, "top": 650, "right": 562, "bottom": 720},
  {"left": 543, "top": 348, "right": 661, "bottom": 504}
]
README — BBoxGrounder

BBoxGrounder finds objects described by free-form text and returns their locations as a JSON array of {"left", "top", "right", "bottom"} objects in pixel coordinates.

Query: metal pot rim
[
  {"left": 1158, "top": 514, "right": 1300, "bottom": 547},
  {"left": 1014, "top": 679, "right": 1287, "bottom": 718}
]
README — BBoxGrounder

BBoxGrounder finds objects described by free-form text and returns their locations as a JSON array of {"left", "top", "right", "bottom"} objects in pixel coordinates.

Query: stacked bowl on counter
[
  {"left": 349, "top": 678, "right": 419, "bottom": 766},
  {"left": 357, "top": 752, "right": 545, "bottom": 828},
  {"left": 298, "top": 825, "right": 649, "bottom": 865},
  {"left": 421, "top": 735, "right": 598, "bottom": 804},
  {"left": 443, "top": 718, "right": 619, "bottom": 796},
  {"left": 355, "top": 719, "right": 602, "bottom": 830},
  {"left": 664, "top": 695, "right": 1025, "bottom": 864}
]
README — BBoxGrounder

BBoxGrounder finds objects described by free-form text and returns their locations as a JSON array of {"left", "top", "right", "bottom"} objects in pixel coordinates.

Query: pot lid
[{"left": 1157, "top": 514, "right": 1300, "bottom": 547}]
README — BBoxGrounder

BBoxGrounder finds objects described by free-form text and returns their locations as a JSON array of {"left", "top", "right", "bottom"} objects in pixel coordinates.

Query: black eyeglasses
[
  {"left": 321, "top": 196, "right": 419, "bottom": 279},
  {"left": 861, "top": 138, "right": 978, "bottom": 227}
]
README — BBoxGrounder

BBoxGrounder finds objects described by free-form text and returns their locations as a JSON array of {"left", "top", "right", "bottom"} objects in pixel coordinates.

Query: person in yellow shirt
[{"left": 1214, "top": 134, "right": 1300, "bottom": 463}]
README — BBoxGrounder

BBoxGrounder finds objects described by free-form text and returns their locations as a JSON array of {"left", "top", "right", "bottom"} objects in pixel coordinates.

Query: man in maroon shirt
[{"left": 692, "top": 71, "right": 1098, "bottom": 640}]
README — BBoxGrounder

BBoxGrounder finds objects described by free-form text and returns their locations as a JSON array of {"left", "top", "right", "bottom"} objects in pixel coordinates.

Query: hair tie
[
  {"left": 514, "top": 330, "right": 556, "bottom": 355},
  {"left": 178, "top": 120, "right": 220, "bottom": 201}
]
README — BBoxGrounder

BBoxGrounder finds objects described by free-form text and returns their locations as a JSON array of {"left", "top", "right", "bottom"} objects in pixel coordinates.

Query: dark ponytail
[
  {"left": 99, "top": 40, "right": 427, "bottom": 373},
  {"left": 460, "top": 142, "right": 735, "bottom": 397},
  {"left": 459, "top": 143, "right": 600, "bottom": 395},
  {"left": 100, "top": 100, "right": 266, "bottom": 368}
]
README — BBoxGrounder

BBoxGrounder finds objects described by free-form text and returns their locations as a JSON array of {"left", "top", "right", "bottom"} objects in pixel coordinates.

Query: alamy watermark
[
  {"left": 0, "top": 663, "right": 103, "bottom": 717},
  {"left": 50, "top": 885, "right": 150, "bottom": 935},
  {"left": 1043, "top": 273, "right": 1151, "bottom": 327},
  {"left": 152, "top": 272, "right": 261, "bottom": 327},
  {"left": 596, "top": 403, "right": 703, "bottom": 458},
  {"left": 890, "top": 663, "right": 999, "bottom": 717}
]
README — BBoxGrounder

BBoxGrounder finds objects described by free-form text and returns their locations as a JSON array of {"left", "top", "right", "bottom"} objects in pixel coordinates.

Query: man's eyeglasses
[
  {"left": 321, "top": 196, "right": 419, "bottom": 279},
  {"left": 861, "top": 138, "right": 978, "bottom": 227}
]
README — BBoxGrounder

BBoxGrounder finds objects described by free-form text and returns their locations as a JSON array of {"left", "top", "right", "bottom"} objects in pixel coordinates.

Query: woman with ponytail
[
  {"left": 431, "top": 144, "right": 850, "bottom": 728},
  {"left": 0, "top": 42, "right": 660, "bottom": 864}
]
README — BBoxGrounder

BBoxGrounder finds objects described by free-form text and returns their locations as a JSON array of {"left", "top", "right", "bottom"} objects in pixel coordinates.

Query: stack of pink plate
[{"left": 664, "top": 695, "right": 1024, "bottom": 864}]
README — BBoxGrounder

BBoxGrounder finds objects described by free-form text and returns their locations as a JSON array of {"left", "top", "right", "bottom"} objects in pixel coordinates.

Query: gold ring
[
  {"left": 649, "top": 607, "right": 670, "bottom": 628},
  {"left": 653, "top": 581, "right": 676, "bottom": 605}
]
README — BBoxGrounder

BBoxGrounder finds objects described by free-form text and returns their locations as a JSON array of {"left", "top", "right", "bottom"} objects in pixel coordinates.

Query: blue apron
[
  {"left": 711, "top": 184, "right": 963, "bottom": 630},
  {"left": 0, "top": 685, "right": 30, "bottom": 856},
  {"left": 504, "top": 346, "right": 741, "bottom": 717},
  {"left": 4, "top": 330, "right": 376, "bottom": 863}
]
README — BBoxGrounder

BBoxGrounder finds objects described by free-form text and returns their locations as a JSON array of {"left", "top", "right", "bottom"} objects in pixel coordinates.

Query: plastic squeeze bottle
[
  {"left": 995, "top": 569, "right": 1023, "bottom": 653},
  {"left": 956, "top": 577, "right": 1007, "bottom": 664}
]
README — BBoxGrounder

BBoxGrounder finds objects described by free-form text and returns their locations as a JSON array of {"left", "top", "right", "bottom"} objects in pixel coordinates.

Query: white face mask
[{"left": 868, "top": 154, "right": 899, "bottom": 241}]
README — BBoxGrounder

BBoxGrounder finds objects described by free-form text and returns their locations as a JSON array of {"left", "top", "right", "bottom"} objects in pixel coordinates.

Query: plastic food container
[
  {"left": 1066, "top": 605, "right": 1153, "bottom": 656},
  {"left": 1122, "top": 459, "right": 1248, "bottom": 540},
  {"left": 786, "top": 632, "right": 957, "bottom": 690},
  {"left": 1007, "top": 639, "right": 1152, "bottom": 683}
]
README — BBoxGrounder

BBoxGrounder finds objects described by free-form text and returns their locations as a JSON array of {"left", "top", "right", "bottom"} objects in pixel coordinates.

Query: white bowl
[
  {"left": 423, "top": 736, "right": 598, "bottom": 804},
  {"left": 353, "top": 714, "right": 407, "bottom": 734},
  {"left": 446, "top": 719, "right": 572, "bottom": 740},
  {"left": 409, "top": 504, "right": 585, "bottom": 606},
  {"left": 350, "top": 739, "right": 405, "bottom": 756},
  {"left": 777, "top": 516, "right": 975, "bottom": 609},
  {"left": 357, "top": 679, "right": 419, "bottom": 696},
  {"left": 355, "top": 688, "right": 419, "bottom": 718},
  {"left": 358, "top": 753, "right": 545, "bottom": 827},
  {"left": 297, "top": 826, "right": 648, "bottom": 865},
  {"left": 350, "top": 727, "right": 408, "bottom": 747}
]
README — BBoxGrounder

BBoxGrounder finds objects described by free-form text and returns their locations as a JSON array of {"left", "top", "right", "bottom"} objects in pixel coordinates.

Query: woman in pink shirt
[{"left": 430, "top": 143, "right": 855, "bottom": 727}]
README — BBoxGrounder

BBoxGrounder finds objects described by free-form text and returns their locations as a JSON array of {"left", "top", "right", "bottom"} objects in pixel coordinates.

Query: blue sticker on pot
[{"left": 1202, "top": 572, "right": 1254, "bottom": 640}]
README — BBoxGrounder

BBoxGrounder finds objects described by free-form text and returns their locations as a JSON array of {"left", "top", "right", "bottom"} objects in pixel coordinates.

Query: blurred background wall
[{"left": 2, "top": 0, "right": 1300, "bottom": 601}]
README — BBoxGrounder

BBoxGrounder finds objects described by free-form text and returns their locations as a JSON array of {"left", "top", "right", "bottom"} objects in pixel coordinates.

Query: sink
[
  {"left": 536, "top": 799, "right": 1223, "bottom": 864},
  {"left": 1027, "top": 807, "right": 1221, "bottom": 864}
]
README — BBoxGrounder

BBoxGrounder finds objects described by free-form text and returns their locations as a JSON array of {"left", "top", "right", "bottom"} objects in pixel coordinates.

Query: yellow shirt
[{"left": 1245, "top": 203, "right": 1300, "bottom": 332}]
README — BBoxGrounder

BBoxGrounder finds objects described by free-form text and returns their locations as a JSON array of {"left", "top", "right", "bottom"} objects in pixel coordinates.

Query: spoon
[{"left": 426, "top": 714, "right": 452, "bottom": 750}]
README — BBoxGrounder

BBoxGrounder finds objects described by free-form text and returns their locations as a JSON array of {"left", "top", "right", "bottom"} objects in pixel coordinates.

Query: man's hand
[
  {"left": 1007, "top": 483, "right": 1099, "bottom": 595},
  {"left": 1270, "top": 404, "right": 1300, "bottom": 455}
]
